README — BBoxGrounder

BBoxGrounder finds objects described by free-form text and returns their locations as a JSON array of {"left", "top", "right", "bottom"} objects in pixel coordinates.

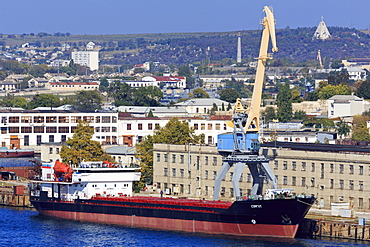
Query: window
[
  {"left": 359, "top": 166, "right": 364, "bottom": 175},
  {"left": 46, "top": 116, "right": 57, "bottom": 123},
  {"left": 58, "top": 116, "right": 69, "bottom": 123},
  {"left": 359, "top": 198, "right": 364, "bottom": 209},
  {"left": 215, "top": 123, "right": 220, "bottom": 130},
  {"left": 56, "top": 148, "right": 60, "bottom": 154},
  {"left": 9, "top": 117, "right": 19, "bottom": 123},
  {"left": 359, "top": 181, "right": 364, "bottom": 191},
  {"left": 49, "top": 148, "right": 53, "bottom": 154},
  {"left": 102, "top": 116, "right": 110, "bottom": 123},
  {"left": 339, "top": 179, "right": 344, "bottom": 189},
  {"left": 301, "top": 177, "right": 306, "bottom": 187},
  {"left": 24, "top": 135, "right": 29, "bottom": 146},
  {"left": 330, "top": 179, "right": 334, "bottom": 189},
  {"left": 34, "top": 126, "right": 44, "bottom": 133},
  {"left": 205, "top": 156, "right": 209, "bottom": 165},
  {"left": 95, "top": 116, "right": 100, "bottom": 123},
  {"left": 155, "top": 123, "right": 160, "bottom": 130},
  {"left": 193, "top": 124, "right": 198, "bottom": 130},
  {"left": 283, "top": 176, "right": 287, "bottom": 185},
  {"left": 230, "top": 172, "right": 234, "bottom": 181},
  {"left": 112, "top": 116, "right": 117, "bottom": 123},
  {"left": 213, "top": 171, "right": 217, "bottom": 180},
  {"left": 59, "top": 127, "right": 69, "bottom": 133},
  {"left": 70, "top": 116, "right": 81, "bottom": 123},
  {"left": 112, "top": 127, "right": 117, "bottom": 132},
  {"left": 49, "top": 135, "right": 54, "bottom": 142},
  {"left": 172, "top": 154, "right": 176, "bottom": 163},
  {"left": 21, "top": 116, "right": 32, "bottom": 123},
  {"left": 230, "top": 188, "right": 234, "bottom": 198},
  {"left": 292, "top": 176, "right": 296, "bottom": 186},
  {"left": 82, "top": 116, "right": 94, "bottom": 123},
  {"left": 46, "top": 127, "right": 57, "bottom": 133},
  {"left": 311, "top": 163, "right": 315, "bottom": 172},
  {"left": 127, "top": 124, "right": 131, "bottom": 130},
  {"left": 208, "top": 123, "right": 212, "bottom": 130},
  {"left": 164, "top": 168, "right": 168, "bottom": 176},
  {"left": 21, "top": 127, "right": 32, "bottom": 133},
  {"left": 349, "top": 180, "right": 354, "bottom": 190},
  {"left": 205, "top": 170, "right": 208, "bottom": 179},
  {"left": 213, "top": 157, "right": 217, "bottom": 166},
  {"left": 201, "top": 123, "right": 205, "bottom": 130},
  {"left": 164, "top": 154, "right": 168, "bottom": 162},
  {"left": 172, "top": 168, "right": 176, "bottom": 177},
  {"left": 330, "top": 164, "right": 334, "bottom": 173},
  {"left": 283, "top": 161, "right": 287, "bottom": 170},
  {"left": 148, "top": 123, "right": 153, "bottom": 130},
  {"left": 247, "top": 173, "right": 251, "bottom": 183},
  {"left": 101, "top": 127, "right": 110, "bottom": 132},
  {"left": 156, "top": 153, "right": 160, "bottom": 162},
  {"left": 180, "top": 169, "right": 184, "bottom": 178},
  {"left": 292, "top": 161, "right": 296, "bottom": 171},
  {"left": 339, "top": 164, "right": 344, "bottom": 174},
  {"left": 311, "top": 177, "right": 315, "bottom": 187},
  {"left": 180, "top": 155, "right": 184, "bottom": 164},
  {"left": 37, "top": 135, "right": 42, "bottom": 146},
  {"left": 349, "top": 165, "right": 354, "bottom": 175},
  {"left": 138, "top": 123, "right": 142, "bottom": 130},
  {"left": 61, "top": 135, "right": 67, "bottom": 143},
  {"left": 320, "top": 163, "right": 324, "bottom": 179},
  {"left": 301, "top": 162, "right": 306, "bottom": 171},
  {"left": 9, "top": 127, "right": 19, "bottom": 133},
  {"left": 34, "top": 116, "right": 44, "bottom": 123}
]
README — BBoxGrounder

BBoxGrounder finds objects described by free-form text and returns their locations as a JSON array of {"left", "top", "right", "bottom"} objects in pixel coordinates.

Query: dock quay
[
  {"left": 313, "top": 220, "right": 370, "bottom": 241},
  {"left": 0, "top": 181, "right": 32, "bottom": 207}
]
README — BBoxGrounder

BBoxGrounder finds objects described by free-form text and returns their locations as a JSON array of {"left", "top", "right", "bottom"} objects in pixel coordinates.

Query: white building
[
  {"left": 175, "top": 98, "right": 231, "bottom": 116},
  {"left": 327, "top": 95, "right": 370, "bottom": 118},
  {"left": 71, "top": 50, "right": 99, "bottom": 71}
]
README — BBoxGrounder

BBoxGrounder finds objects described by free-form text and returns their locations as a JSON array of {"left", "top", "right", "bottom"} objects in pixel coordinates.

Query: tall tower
[
  {"left": 236, "top": 32, "right": 242, "bottom": 63},
  {"left": 312, "top": 17, "right": 331, "bottom": 40}
]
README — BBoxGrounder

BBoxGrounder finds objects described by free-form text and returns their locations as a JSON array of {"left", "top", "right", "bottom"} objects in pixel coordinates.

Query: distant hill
[{"left": 0, "top": 27, "right": 369, "bottom": 66}]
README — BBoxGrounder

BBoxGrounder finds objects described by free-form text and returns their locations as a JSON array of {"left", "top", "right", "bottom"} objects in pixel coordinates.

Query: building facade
[
  {"left": 71, "top": 50, "right": 99, "bottom": 71},
  {"left": 153, "top": 143, "right": 370, "bottom": 212}
]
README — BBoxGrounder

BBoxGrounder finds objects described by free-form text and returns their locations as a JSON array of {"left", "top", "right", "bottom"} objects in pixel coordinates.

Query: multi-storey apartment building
[
  {"left": 153, "top": 143, "right": 370, "bottom": 212},
  {"left": 71, "top": 50, "right": 99, "bottom": 71},
  {"left": 0, "top": 110, "right": 118, "bottom": 151}
]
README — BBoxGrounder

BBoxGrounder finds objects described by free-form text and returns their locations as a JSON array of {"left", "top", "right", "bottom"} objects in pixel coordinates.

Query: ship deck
[{"left": 89, "top": 196, "right": 233, "bottom": 209}]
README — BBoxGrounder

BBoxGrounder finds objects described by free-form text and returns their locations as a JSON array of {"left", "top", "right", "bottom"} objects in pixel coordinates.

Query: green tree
[
  {"left": 28, "top": 64, "right": 50, "bottom": 77},
  {"left": 336, "top": 119, "right": 350, "bottom": 139},
  {"left": 276, "top": 82, "right": 292, "bottom": 122},
  {"left": 73, "top": 90, "right": 103, "bottom": 111},
  {"left": 218, "top": 88, "right": 241, "bottom": 103},
  {"left": 60, "top": 121, "right": 113, "bottom": 164},
  {"left": 20, "top": 76, "right": 33, "bottom": 90},
  {"left": 261, "top": 106, "right": 276, "bottom": 122},
  {"left": 291, "top": 89, "right": 303, "bottom": 103},
  {"left": 132, "top": 86, "right": 163, "bottom": 106},
  {"left": 292, "top": 110, "right": 307, "bottom": 120},
  {"left": 331, "top": 60, "right": 344, "bottom": 69},
  {"left": 27, "top": 93, "right": 61, "bottom": 109},
  {"left": 352, "top": 115, "right": 370, "bottom": 142},
  {"left": 178, "top": 65, "right": 194, "bottom": 88},
  {"left": 1, "top": 95, "right": 28, "bottom": 108},
  {"left": 356, "top": 80, "right": 370, "bottom": 99},
  {"left": 99, "top": 77, "right": 110, "bottom": 92},
  {"left": 317, "top": 84, "right": 352, "bottom": 100},
  {"left": 135, "top": 118, "right": 204, "bottom": 188},
  {"left": 191, "top": 88, "right": 210, "bottom": 98},
  {"left": 108, "top": 81, "right": 134, "bottom": 106}
]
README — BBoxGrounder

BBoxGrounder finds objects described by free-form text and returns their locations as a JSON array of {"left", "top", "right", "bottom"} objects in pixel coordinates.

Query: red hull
[
  {"left": 39, "top": 209, "right": 299, "bottom": 238},
  {"left": 0, "top": 150, "right": 34, "bottom": 158}
]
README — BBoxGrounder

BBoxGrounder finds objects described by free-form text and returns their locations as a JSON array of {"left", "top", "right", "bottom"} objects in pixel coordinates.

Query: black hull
[{"left": 31, "top": 196, "right": 315, "bottom": 237}]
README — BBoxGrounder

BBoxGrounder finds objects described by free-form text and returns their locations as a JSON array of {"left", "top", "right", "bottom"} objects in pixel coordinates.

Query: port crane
[{"left": 214, "top": 6, "right": 278, "bottom": 200}]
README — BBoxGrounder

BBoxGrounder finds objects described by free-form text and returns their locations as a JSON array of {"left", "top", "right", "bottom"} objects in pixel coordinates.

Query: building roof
[
  {"left": 105, "top": 146, "right": 136, "bottom": 155},
  {"left": 175, "top": 98, "right": 230, "bottom": 107},
  {"left": 329, "top": 95, "right": 362, "bottom": 102}
]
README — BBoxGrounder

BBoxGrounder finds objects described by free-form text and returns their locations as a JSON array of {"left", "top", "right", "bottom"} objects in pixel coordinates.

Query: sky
[{"left": 1, "top": 0, "right": 369, "bottom": 35}]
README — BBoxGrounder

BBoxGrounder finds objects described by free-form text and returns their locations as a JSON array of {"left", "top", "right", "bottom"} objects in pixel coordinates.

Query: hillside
[{"left": 0, "top": 27, "right": 369, "bottom": 66}]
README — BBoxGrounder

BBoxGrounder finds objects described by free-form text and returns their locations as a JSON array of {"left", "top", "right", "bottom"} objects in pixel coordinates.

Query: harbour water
[{"left": 1, "top": 206, "right": 369, "bottom": 247}]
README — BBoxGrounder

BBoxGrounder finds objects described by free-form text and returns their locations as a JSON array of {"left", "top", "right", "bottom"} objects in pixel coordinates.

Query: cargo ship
[{"left": 30, "top": 160, "right": 315, "bottom": 238}]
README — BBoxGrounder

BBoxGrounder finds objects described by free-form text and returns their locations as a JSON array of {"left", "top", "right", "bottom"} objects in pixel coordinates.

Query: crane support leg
[
  {"left": 214, "top": 162, "right": 232, "bottom": 200},
  {"left": 232, "top": 162, "right": 245, "bottom": 201},
  {"left": 261, "top": 161, "right": 278, "bottom": 189},
  {"left": 247, "top": 163, "right": 263, "bottom": 196}
]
